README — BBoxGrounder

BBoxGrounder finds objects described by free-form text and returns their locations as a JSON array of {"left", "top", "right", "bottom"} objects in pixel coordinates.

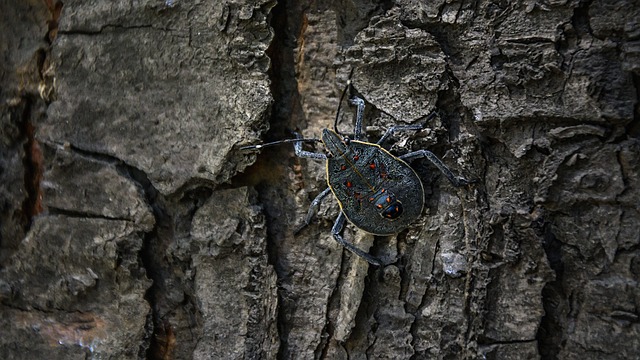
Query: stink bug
[{"left": 241, "top": 83, "right": 470, "bottom": 265}]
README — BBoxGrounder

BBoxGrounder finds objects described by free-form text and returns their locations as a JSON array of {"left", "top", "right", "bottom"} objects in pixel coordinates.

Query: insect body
[
  {"left": 242, "top": 87, "right": 469, "bottom": 266},
  {"left": 323, "top": 129, "right": 424, "bottom": 235}
]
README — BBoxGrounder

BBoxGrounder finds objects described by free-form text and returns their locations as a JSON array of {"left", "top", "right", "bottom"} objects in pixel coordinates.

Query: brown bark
[{"left": 1, "top": 0, "right": 638, "bottom": 359}]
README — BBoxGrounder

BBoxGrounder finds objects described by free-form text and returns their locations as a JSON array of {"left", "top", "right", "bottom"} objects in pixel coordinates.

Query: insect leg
[
  {"left": 348, "top": 96, "right": 366, "bottom": 141},
  {"left": 293, "top": 132, "right": 326, "bottom": 160},
  {"left": 377, "top": 112, "right": 440, "bottom": 145},
  {"left": 376, "top": 124, "right": 423, "bottom": 145},
  {"left": 294, "top": 187, "right": 332, "bottom": 235},
  {"left": 331, "top": 212, "right": 383, "bottom": 266},
  {"left": 400, "top": 150, "right": 470, "bottom": 187}
]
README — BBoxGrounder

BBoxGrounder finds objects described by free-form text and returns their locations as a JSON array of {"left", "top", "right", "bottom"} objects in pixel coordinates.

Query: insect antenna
[
  {"left": 240, "top": 138, "right": 322, "bottom": 151},
  {"left": 333, "top": 80, "right": 351, "bottom": 136}
]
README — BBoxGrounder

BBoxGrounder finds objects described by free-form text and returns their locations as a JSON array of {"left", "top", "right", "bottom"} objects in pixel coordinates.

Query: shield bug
[{"left": 241, "top": 83, "right": 470, "bottom": 265}]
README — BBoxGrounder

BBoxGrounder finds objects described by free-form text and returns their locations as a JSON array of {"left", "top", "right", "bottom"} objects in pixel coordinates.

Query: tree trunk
[{"left": 1, "top": 0, "right": 638, "bottom": 359}]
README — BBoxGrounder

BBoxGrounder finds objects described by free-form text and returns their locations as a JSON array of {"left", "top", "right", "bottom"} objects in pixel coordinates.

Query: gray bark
[{"left": 1, "top": 0, "right": 638, "bottom": 359}]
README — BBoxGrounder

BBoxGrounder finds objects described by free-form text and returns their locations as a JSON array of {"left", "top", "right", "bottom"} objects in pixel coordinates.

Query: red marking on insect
[
  {"left": 386, "top": 196, "right": 391, "bottom": 203},
  {"left": 381, "top": 188, "right": 386, "bottom": 193},
  {"left": 368, "top": 197, "right": 375, "bottom": 202},
  {"left": 340, "top": 165, "right": 347, "bottom": 171},
  {"left": 353, "top": 155, "right": 360, "bottom": 161},
  {"left": 369, "top": 163, "right": 376, "bottom": 169},
  {"left": 376, "top": 204, "right": 383, "bottom": 209},
  {"left": 380, "top": 172, "right": 388, "bottom": 179},
  {"left": 346, "top": 181, "right": 353, "bottom": 188}
]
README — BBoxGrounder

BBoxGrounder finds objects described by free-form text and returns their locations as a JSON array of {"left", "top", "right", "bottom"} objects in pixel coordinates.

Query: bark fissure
[
  {"left": 630, "top": 73, "right": 640, "bottom": 137},
  {"left": 18, "top": 97, "right": 44, "bottom": 232},
  {"left": 537, "top": 225, "right": 566, "bottom": 359},
  {"left": 40, "top": 139, "right": 123, "bottom": 166},
  {"left": 316, "top": 251, "right": 349, "bottom": 359},
  {"left": 57, "top": 24, "right": 161, "bottom": 36},
  {"left": 260, "top": 1, "right": 308, "bottom": 358},
  {"left": 121, "top": 165, "right": 171, "bottom": 360},
  {"left": 46, "top": 206, "right": 134, "bottom": 222}
]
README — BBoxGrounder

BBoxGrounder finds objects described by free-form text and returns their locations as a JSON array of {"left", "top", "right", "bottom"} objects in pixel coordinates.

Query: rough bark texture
[{"left": 0, "top": 0, "right": 638, "bottom": 359}]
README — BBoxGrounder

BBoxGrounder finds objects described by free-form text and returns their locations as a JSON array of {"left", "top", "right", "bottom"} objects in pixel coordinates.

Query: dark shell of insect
[{"left": 323, "top": 129, "right": 424, "bottom": 235}]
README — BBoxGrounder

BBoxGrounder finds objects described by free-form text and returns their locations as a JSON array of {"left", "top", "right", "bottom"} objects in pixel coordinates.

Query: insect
[{"left": 241, "top": 83, "right": 470, "bottom": 265}]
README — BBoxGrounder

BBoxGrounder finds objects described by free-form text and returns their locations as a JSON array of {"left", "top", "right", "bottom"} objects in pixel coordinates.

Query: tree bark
[{"left": 1, "top": 0, "right": 638, "bottom": 359}]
